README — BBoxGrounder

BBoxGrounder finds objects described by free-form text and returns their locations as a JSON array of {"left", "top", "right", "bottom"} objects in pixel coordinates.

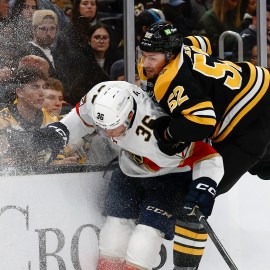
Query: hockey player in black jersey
[{"left": 139, "top": 21, "right": 270, "bottom": 269}]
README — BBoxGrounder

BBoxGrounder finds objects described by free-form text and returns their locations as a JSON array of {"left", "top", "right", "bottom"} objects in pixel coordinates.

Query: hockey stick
[{"left": 194, "top": 208, "right": 239, "bottom": 270}]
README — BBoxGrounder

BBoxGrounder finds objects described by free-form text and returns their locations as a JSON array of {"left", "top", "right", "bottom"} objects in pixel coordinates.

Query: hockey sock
[
  {"left": 97, "top": 256, "right": 125, "bottom": 270},
  {"left": 173, "top": 218, "right": 208, "bottom": 269}
]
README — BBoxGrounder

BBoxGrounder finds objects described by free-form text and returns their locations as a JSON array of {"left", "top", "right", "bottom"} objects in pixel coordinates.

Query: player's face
[
  {"left": 141, "top": 51, "right": 167, "bottom": 79},
  {"left": 43, "top": 89, "right": 63, "bottom": 116},
  {"left": 102, "top": 125, "right": 126, "bottom": 138}
]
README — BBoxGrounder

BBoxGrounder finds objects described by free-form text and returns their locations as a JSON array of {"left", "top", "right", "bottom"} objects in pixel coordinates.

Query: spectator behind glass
[
  {"left": 0, "top": 55, "right": 51, "bottom": 110},
  {"left": 109, "top": 59, "right": 141, "bottom": 87},
  {"left": 0, "top": 67, "right": 53, "bottom": 166},
  {"left": 189, "top": 0, "right": 212, "bottom": 32},
  {"left": 240, "top": 0, "right": 256, "bottom": 29},
  {"left": 56, "top": 1, "right": 109, "bottom": 106},
  {"left": 89, "top": 23, "right": 122, "bottom": 77},
  {"left": 9, "top": 0, "right": 69, "bottom": 30},
  {"left": 197, "top": 0, "right": 243, "bottom": 57},
  {"left": 72, "top": 0, "right": 99, "bottom": 28},
  {"left": 15, "top": 10, "right": 65, "bottom": 81},
  {"left": 235, "top": 6, "right": 270, "bottom": 61},
  {"left": 250, "top": 44, "right": 270, "bottom": 68},
  {"left": 135, "top": 9, "right": 165, "bottom": 46},
  {"left": 160, "top": 0, "right": 193, "bottom": 36},
  {"left": 43, "top": 77, "right": 64, "bottom": 118},
  {"left": 0, "top": 67, "right": 78, "bottom": 166},
  {"left": 18, "top": 54, "right": 50, "bottom": 75},
  {"left": 9, "top": 0, "right": 37, "bottom": 44}
]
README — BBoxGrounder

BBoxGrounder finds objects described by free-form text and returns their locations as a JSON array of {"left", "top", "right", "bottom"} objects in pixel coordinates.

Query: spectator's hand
[
  {"left": 150, "top": 116, "right": 188, "bottom": 156},
  {"left": 182, "top": 178, "right": 217, "bottom": 218}
]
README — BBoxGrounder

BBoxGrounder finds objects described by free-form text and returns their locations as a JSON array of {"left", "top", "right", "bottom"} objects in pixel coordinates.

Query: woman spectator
[
  {"left": 240, "top": 0, "right": 256, "bottom": 29},
  {"left": 56, "top": 0, "right": 109, "bottom": 106},
  {"left": 197, "top": 0, "right": 243, "bottom": 57},
  {"left": 88, "top": 23, "right": 122, "bottom": 76},
  {"left": 72, "top": 0, "right": 99, "bottom": 28}
]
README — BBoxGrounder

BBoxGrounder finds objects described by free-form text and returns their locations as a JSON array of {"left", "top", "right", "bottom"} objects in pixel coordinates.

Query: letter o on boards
[{"left": 71, "top": 224, "right": 100, "bottom": 270}]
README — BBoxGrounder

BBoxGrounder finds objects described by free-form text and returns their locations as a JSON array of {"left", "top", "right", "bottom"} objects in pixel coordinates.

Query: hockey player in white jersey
[{"left": 58, "top": 80, "right": 224, "bottom": 270}]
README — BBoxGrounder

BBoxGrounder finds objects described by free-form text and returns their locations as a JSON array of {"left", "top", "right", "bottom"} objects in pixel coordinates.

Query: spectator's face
[
  {"left": 251, "top": 46, "right": 270, "bottom": 68},
  {"left": 90, "top": 28, "right": 110, "bottom": 53},
  {"left": 79, "top": 0, "right": 97, "bottom": 20},
  {"left": 225, "top": 0, "right": 239, "bottom": 10},
  {"left": 34, "top": 19, "right": 58, "bottom": 48},
  {"left": 17, "top": 80, "right": 45, "bottom": 110},
  {"left": 42, "top": 89, "right": 63, "bottom": 117},
  {"left": 247, "top": 0, "right": 256, "bottom": 15},
  {"left": 140, "top": 51, "right": 167, "bottom": 79},
  {"left": 0, "top": 0, "right": 9, "bottom": 18},
  {"left": 22, "top": 0, "right": 37, "bottom": 21}
]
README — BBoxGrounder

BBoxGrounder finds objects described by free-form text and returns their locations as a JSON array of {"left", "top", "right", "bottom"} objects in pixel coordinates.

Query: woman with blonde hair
[{"left": 197, "top": 0, "right": 243, "bottom": 56}]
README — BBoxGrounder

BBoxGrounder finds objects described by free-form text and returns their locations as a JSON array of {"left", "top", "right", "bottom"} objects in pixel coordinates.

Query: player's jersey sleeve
[
  {"left": 154, "top": 47, "right": 217, "bottom": 142},
  {"left": 179, "top": 141, "right": 224, "bottom": 185},
  {"left": 60, "top": 107, "right": 95, "bottom": 150}
]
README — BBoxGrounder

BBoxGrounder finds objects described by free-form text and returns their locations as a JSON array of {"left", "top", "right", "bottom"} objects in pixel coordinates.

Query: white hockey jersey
[{"left": 61, "top": 81, "right": 224, "bottom": 184}]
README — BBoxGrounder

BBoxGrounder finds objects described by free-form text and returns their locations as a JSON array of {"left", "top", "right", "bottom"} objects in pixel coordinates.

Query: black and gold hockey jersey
[
  {"left": 0, "top": 105, "right": 58, "bottom": 165},
  {"left": 138, "top": 36, "right": 270, "bottom": 143}
]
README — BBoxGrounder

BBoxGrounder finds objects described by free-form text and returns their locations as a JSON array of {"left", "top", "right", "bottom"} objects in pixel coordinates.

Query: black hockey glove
[
  {"left": 182, "top": 178, "right": 217, "bottom": 218},
  {"left": 32, "top": 122, "right": 69, "bottom": 156},
  {"left": 150, "top": 116, "right": 189, "bottom": 156}
]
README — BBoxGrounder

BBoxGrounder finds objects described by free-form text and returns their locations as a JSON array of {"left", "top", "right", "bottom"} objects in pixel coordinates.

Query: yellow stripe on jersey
[
  {"left": 155, "top": 52, "right": 183, "bottom": 102},
  {"left": 181, "top": 101, "right": 214, "bottom": 114},
  {"left": 212, "top": 64, "right": 270, "bottom": 142},
  {"left": 184, "top": 114, "right": 217, "bottom": 126},
  {"left": 175, "top": 226, "right": 208, "bottom": 240},
  {"left": 173, "top": 243, "right": 205, "bottom": 256},
  {"left": 185, "top": 36, "right": 212, "bottom": 55},
  {"left": 181, "top": 101, "right": 216, "bottom": 126}
]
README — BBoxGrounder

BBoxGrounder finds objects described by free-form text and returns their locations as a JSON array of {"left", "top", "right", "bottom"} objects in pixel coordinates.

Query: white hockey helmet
[{"left": 91, "top": 84, "right": 134, "bottom": 130}]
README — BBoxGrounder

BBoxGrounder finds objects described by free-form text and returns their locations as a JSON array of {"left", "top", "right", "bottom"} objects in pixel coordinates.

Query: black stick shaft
[{"left": 195, "top": 209, "right": 239, "bottom": 270}]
